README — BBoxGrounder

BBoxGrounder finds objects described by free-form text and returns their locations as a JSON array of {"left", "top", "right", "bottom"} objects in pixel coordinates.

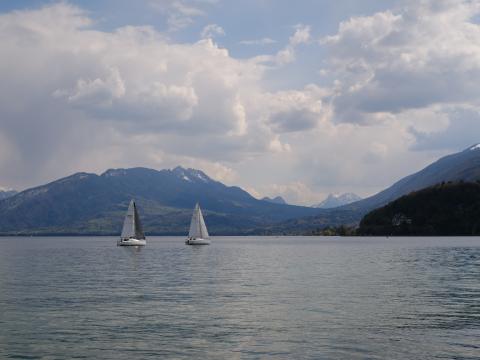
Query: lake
[{"left": 0, "top": 236, "right": 479, "bottom": 359}]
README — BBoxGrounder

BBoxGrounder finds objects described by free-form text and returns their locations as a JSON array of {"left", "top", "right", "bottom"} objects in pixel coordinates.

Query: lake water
[{"left": 0, "top": 236, "right": 479, "bottom": 359}]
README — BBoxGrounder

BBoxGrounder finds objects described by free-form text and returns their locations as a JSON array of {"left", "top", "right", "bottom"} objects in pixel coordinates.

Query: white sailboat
[
  {"left": 185, "top": 203, "right": 210, "bottom": 245},
  {"left": 117, "top": 199, "right": 146, "bottom": 246}
]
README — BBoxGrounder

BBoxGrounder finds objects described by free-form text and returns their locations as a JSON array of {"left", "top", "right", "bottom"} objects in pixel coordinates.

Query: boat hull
[
  {"left": 117, "top": 238, "right": 146, "bottom": 246},
  {"left": 185, "top": 238, "right": 210, "bottom": 245}
]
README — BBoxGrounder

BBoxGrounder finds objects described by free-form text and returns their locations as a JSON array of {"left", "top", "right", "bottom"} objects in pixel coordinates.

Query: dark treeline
[
  {"left": 306, "top": 225, "right": 357, "bottom": 236},
  {"left": 357, "top": 181, "right": 480, "bottom": 236}
]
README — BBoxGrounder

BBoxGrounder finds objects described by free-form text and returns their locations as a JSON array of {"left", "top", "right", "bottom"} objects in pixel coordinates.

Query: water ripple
[{"left": 0, "top": 236, "right": 479, "bottom": 359}]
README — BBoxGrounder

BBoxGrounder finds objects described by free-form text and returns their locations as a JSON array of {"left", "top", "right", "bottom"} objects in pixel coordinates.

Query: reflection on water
[
  {"left": 120, "top": 245, "right": 144, "bottom": 270},
  {"left": 0, "top": 236, "right": 479, "bottom": 359}
]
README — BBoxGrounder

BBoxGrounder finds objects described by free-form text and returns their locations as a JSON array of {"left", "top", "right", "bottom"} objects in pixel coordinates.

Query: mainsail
[
  {"left": 121, "top": 200, "right": 145, "bottom": 240},
  {"left": 188, "top": 203, "right": 209, "bottom": 239}
]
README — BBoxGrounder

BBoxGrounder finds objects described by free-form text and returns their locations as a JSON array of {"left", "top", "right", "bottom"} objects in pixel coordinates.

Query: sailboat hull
[
  {"left": 117, "top": 238, "right": 146, "bottom": 246},
  {"left": 185, "top": 238, "right": 210, "bottom": 245}
]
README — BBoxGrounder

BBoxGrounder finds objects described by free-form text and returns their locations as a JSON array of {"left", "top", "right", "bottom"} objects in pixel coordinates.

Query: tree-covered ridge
[{"left": 358, "top": 182, "right": 480, "bottom": 236}]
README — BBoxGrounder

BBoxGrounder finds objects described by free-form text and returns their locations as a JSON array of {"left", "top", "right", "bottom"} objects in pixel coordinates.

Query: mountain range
[
  {"left": 313, "top": 193, "right": 362, "bottom": 209},
  {"left": 342, "top": 144, "right": 480, "bottom": 212},
  {"left": 266, "top": 144, "right": 480, "bottom": 233},
  {"left": 0, "top": 167, "right": 320, "bottom": 235},
  {"left": 1, "top": 145, "right": 480, "bottom": 235}
]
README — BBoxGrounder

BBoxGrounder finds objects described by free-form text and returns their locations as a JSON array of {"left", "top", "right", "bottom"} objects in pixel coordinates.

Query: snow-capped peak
[
  {"left": 468, "top": 143, "right": 480, "bottom": 151},
  {"left": 172, "top": 166, "right": 212, "bottom": 183},
  {"left": 313, "top": 192, "right": 362, "bottom": 209}
]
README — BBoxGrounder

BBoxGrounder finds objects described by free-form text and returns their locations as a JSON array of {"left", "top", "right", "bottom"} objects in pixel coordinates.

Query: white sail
[
  {"left": 188, "top": 203, "right": 209, "bottom": 239},
  {"left": 197, "top": 205, "right": 209, "bottom": 239},
  {"left": 121, "top": 199, "right": 145, "bottom": 240}
]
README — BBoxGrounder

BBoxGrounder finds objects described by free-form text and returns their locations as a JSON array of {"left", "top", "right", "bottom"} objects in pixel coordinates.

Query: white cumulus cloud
[
  {"left": 322, "top": 0, "right": 480, "bottom": 125},
  {"left": 0, "top": 3, "right": 320, "bottom": 190},
  {"left": 201, "top": 23, "right": 225, "bottom": 39},
  {"left": 1, "top": 0, "right": 477, "bottom": 205}
]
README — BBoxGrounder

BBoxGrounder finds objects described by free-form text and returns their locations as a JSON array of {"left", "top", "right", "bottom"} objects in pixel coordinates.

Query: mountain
[
  {"left": 357, "top": 181, "right": 480, "bottom": 236},
  {"left": 313, "top": 193, "right": 362, "bottom": 209},
  {"left": 0, "top": 190, "right": 17, "bottom": 200},
  {"left": 262, "top": 196, "right": 287, "bottom": 205},
  {"left": 272, "top": 144, "right": 480, "bottom": 233},
  {"left": 0, "top": 166, "right": 321, "bottom": 235},
  {"left": 3, "top": 145, "right": 480, "bottom": 236},
  {"left": 341, "top": 144, "right": 480, "bottom": 213}
]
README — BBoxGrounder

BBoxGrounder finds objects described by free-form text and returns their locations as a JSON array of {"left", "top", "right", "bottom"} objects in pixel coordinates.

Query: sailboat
[
  {"left": 117, "top": 199, "right": 146, "bottom": 246},
  {"left": 185, "top": 203, "right": 210, "bottom": 245}
]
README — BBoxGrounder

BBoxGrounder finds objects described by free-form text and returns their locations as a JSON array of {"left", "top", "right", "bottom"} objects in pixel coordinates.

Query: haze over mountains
[{"left": 1, "top": 145, "right": 480, "bottom": 235}]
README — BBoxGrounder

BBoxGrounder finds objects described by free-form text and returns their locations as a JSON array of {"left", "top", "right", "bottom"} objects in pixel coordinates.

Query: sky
[{"left": 1, "top": 0, "right": 480, "bottom": 205}]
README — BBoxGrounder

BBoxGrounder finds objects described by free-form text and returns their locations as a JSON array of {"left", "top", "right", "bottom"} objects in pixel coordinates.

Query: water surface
[{"left": 0, "top": 236, "right": 479, "bottom": 359}]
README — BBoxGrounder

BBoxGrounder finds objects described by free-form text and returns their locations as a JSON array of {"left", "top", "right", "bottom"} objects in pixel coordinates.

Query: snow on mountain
[
  {"left": 0, "top": 166, "right": 320, "bottom": 235},
  {"left": 313, "top": 193, "right": 362, "bottom": 209},
  {"left": 172, "top": 166, "right": 212, "bottom": 183}
]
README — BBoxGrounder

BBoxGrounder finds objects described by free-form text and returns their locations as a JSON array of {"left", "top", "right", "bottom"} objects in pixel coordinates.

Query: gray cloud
[
  {"left": 269, "top": 109, "right": 319, "bottom": 133},
  {"left": 1, "top": 1, "right": 478, "bottom": 206},
  {"left": 0, "top": 3, "right": 308, "bottom": 190},
  {"left": 323, "top": 0, "right": 480, "bottom": 123}
]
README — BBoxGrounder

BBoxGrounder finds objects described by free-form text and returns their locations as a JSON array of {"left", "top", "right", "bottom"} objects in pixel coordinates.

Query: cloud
[
  {"left": 253, "top": 24, "right": 312, "bottom": 66},
  {"left": 239, "top": 37, "right": 277, "bottom": 46},
  {"left": 363, "top": 142, "right": 388, "bottom": 163},
  {"left": 149, "top": 0, "right": 216, "bottom": 31},
  {"left": 289, "top": 24, "right": 311, "bottom": 45},
  {"left": 275, "top": 24, "right": 311, "bottom": 65},
  {"left": 409, "top": 107, "right": 480, "bottom": 152},
  {"left": 322, "top": 0, "right": 480, "bottom": 125},
  {"left": 55, "top": 67, "right": 127, "bottom": 107},
  {"left": 55, "top": 67, "right": 200, "bottom": 127},
  {"left": 270, "top": 109, "right": 319, "bottom": 133},
  {"left": 259, "top": 181, "right": 323, "bottom": 206},
  {"left": 265, "top": 85, "right": 325, "bottom": 133},
  {"left": 1, "top": 0, "right": 477, "bottom": 206},
  {"left": 0, "top": 3, "right": 319, "bottom": 190},
  {"left": 268, "top": 136, "right": 291, "bottom": 153},
  {"left": 201, "top": 23, "right": 225, "bottom": 39}
]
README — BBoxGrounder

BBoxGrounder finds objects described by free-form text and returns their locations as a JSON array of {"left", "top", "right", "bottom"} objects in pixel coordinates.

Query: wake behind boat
[
  {"left": 185, "top": 203, "right": 210, "bottom": 245},
  {"left": 117, "top": 199, "right": 146, "bottom": 246}
]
